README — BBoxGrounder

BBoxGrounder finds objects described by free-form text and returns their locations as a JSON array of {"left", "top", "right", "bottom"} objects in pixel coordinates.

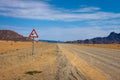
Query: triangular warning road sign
[{"left": 29, "top": 29, "right": 38, "bottom": 38}]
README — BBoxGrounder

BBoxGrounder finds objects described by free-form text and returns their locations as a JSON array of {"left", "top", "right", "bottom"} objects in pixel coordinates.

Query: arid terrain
[
  {"left": 0, "top": 41, "right": 120, "bottom": 80},
  {"left": 77, "top": 44, "right": 120, "bottom": 50},
  {"left": 0, "top": 41, "right": 41, "bottom": 53}
]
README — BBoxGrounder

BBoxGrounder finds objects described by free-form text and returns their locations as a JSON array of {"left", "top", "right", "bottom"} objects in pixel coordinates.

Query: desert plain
[{"left": 0, "top": 40, "right": 120, "bottom": 80}]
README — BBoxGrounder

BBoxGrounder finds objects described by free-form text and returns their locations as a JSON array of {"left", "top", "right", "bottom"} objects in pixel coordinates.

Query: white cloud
[
  {"left": 86, "top": 19, "right": 120, "bottom": 27},
  {"left": 74, "top": 7, "right": 100, "bottom": 12},
  {"left": 0, "top": 0, "right": 120, "bottom": 21}
]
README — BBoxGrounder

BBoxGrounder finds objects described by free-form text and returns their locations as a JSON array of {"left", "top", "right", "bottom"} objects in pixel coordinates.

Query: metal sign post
[
  {"left": 29, "top": 29, "right": 39, "bottom": 55},
  {"left": 32, "top": 37, "right": 34, "bottom": 55}
]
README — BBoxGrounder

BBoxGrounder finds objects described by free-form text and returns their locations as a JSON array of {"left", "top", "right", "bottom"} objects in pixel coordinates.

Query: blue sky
[{"left": 0, "top": 0, "right": 120, "bottom": 41}]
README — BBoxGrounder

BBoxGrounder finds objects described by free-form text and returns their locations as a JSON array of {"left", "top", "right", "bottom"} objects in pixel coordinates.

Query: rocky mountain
[
  {"left": 66, "top": 32, "right": 120, "bottom": 44},
  {"left": 0, "top": 30, "right": 30, "bottom": 41}
]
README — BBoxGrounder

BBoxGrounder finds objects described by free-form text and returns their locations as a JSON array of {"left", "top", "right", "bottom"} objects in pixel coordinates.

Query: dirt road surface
[
  {"left": 0, "top": 43, "right": 120, "bottom": 80},
  {"left": 58, "top": 44, "right": 120, "bottom": 80}
]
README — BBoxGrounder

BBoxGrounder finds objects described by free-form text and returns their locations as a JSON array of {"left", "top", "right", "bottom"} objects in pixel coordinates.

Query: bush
[{"left": 25, "top": 70, "right": 42, "bottom": 75}]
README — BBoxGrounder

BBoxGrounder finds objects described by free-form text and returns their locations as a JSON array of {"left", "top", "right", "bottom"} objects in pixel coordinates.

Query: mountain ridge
[
  {"left": 0, "top": 30, "right": 120, "bottom": 43},
  {"left": 66, "top": 32, "right": 120, "bottom": 44},
  {"left": 0, "top": 30, "right": 30, "bottom": 41}
]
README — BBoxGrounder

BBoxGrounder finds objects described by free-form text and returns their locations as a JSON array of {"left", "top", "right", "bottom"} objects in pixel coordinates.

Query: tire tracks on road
[
  {"left": 58, "top": 44, "right": 109, "bottom": 80},
  {"left": 56, "top": 45, "right": 88, "bottom": 80}
]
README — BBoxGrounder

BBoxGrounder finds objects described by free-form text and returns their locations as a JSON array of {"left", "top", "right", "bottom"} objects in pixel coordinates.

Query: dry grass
[
  {"left": 0, "top": 41, "right": 91, "bottom": 80},
  {"left": 77, "top": 44, "right": 120, "bottom": 50},
  {"left": 0, "top": 40, "right": 44, "bottom": 53},
  {"left": 0, "top": 42, "right": 58, "bottom": 80}
]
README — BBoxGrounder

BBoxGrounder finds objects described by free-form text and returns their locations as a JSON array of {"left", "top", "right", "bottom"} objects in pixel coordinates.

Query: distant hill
[
  {"left": 0, "top": 30, "right": 30, "bottom": 41},
  {"left": 66, "top": 32, "right": 120, "bottom": 44},
  {"left": 38, "top": 40, "right": 64, "bottom": 43}
]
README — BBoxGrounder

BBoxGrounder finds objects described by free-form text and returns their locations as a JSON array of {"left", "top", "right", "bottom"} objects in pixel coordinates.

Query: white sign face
[
  {"left": 29, "top": 29, "right": 38, "bottom": 38},
  {"left": 31, "top": 31, "right": 37, "bottom": 36}
]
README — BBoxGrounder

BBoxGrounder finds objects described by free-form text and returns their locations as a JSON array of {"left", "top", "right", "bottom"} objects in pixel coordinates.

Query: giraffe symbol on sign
[{"left": 29, "top": 29, "right": 38, "bottom": 38}]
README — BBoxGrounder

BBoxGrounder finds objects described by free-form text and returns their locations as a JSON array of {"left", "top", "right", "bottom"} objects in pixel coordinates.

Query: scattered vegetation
[
  {"left": 0, "top": 40, "right": 43, "bottom": 53},
  {"left": 25, "top": 70, "right": 42, "bottom": 75}
]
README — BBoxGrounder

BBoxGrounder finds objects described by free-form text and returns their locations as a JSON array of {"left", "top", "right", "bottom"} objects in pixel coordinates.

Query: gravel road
[{"left": 58, "top": 44, "right": 120, "bottom": 80}]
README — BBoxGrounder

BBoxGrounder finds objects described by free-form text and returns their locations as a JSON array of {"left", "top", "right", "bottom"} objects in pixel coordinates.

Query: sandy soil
[{"left": 0, "top": 41, "right": 120, "bottom": 80}]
